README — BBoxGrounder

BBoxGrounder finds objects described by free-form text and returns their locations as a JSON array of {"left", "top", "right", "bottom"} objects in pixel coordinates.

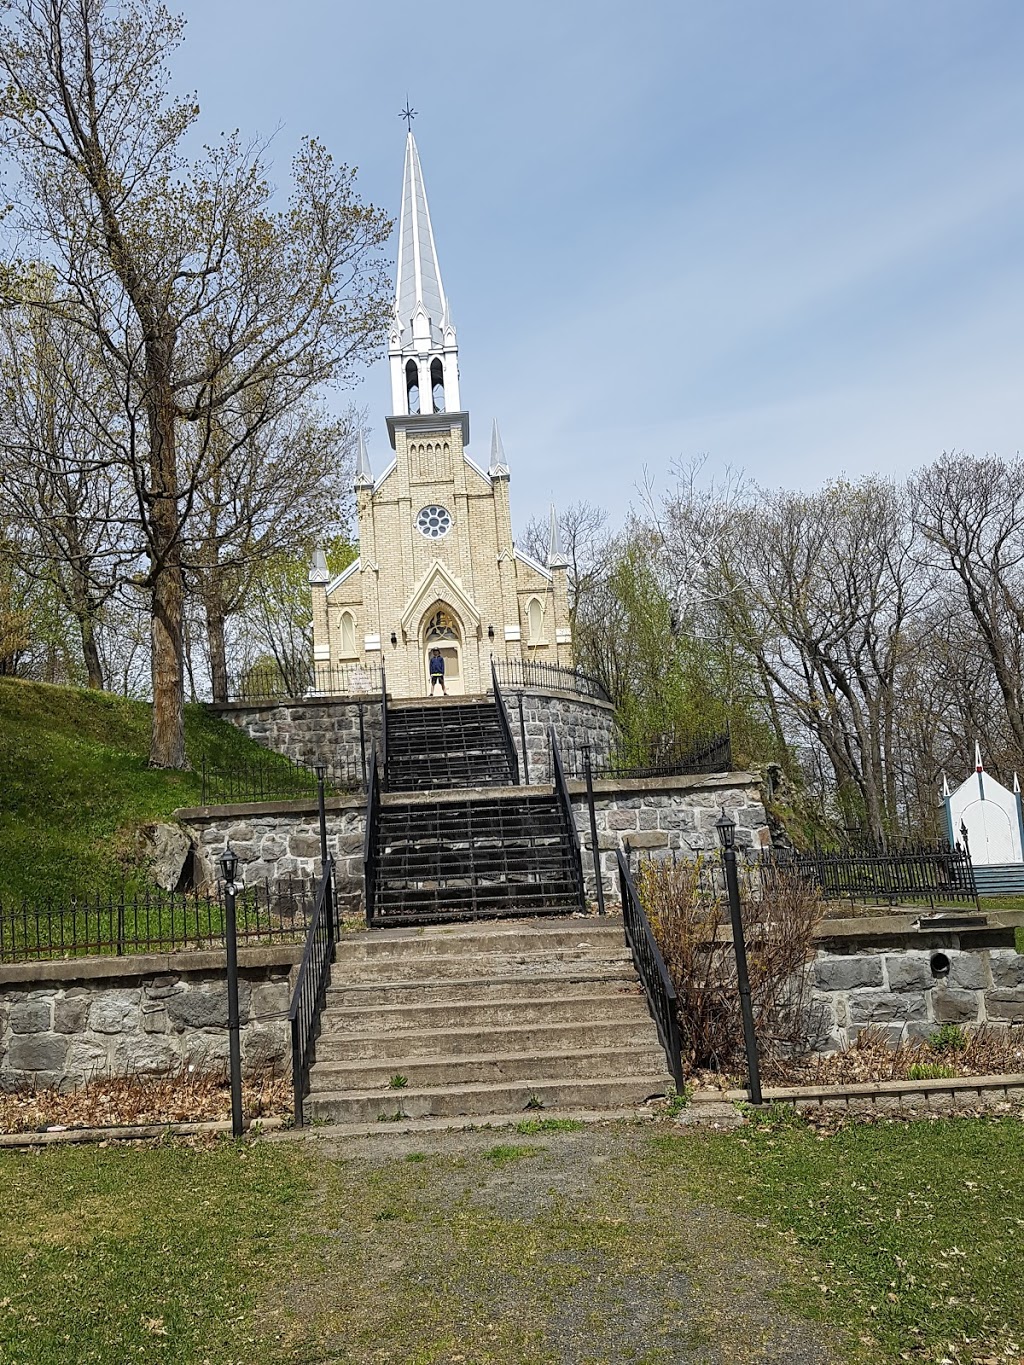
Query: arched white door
[{"left": 422, "top": 605, "right": 464, "bottom": 696}]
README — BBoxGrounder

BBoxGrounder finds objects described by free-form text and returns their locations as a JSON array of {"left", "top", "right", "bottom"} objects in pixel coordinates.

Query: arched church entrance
[{"left": 422, "top": 604, "right": 464, "bottom": 696}]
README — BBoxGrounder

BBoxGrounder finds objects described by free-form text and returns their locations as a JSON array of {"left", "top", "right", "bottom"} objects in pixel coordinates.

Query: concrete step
[
  {"left": 306, "top": 1044, "right": 668, "bottom": 1093},
  {"left": 305, "top": 1074, "right": 672, "bottom": 1125},
  {"left": 317, "top": 990, "right": 648, "bottom": 1035},
  {"left": 325, "top": 969, "right": 640, "bottom": 1009},
  {"left": 333, "top": 949, "right": 633, "bottom": 983},
  {"left": 313, "top": 1017, "right": 662, "bottom": 1063},
  {"left": 332, "top": 920, "right": 626, "bottom": 963}
]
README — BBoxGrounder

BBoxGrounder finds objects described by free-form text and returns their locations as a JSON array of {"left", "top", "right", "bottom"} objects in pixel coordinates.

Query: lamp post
[
  {"left": 715, "top": 809, "right": 762, "bottom": 1105},
  {"left": 220, "top": 847, "right": 244, "bottom": 1138},
  {"left": 314, "top": 761, "right": 329, "bottom": 869}
]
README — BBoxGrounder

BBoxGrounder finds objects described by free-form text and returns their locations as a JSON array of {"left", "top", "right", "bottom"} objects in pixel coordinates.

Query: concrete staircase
[{"left": 305, "top": 916, "right": 672, "bottom": 1124}]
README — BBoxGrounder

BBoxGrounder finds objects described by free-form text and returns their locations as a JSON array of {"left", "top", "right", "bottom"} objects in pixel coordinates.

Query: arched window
[
  {"left": 430, "top": 358, "right": 445, "bottom": 413},
  {"left": 339, "top": 611, "right": 357, "bottom": 657},
  {"left": 405, "top": 359, "right": 420, "bottom": 415},
  {"left": 527, "top": 597, "right": 544, "bottom": 644}
]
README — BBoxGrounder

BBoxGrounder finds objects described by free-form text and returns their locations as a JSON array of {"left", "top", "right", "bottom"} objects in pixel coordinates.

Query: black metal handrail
[
  {"left": 549, "top": 724, "right": 585, "bottom": 910},
  {"left": 491, "top": 656, "right": 521, "bottom": 785},
  {"left": 287, "top": 858, "right": 336, "bottom": 1126},
  {"left": 363, "top": 747, "right": 382, "bottom": 925},
  {"left": 616, "top": 850, "right": 685, "bottom": 1092},
  {"left": 200, "top": 752, "right": 364, "bottom": 805},
  {"left": 379, "top": 663, "right": 389, "bottom": 792},
  {"left": 494, "top": 657, "right": 610, "bottom": 703}
]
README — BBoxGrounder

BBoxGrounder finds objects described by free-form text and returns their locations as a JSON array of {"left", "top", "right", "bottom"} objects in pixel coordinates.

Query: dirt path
[{"left": 266, "top": 1122, "right": 841, "bottom": 1364}]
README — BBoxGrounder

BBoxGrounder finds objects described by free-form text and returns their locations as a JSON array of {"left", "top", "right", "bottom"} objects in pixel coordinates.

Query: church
[{"left": 310, "top": 131, "right": 573, "bottom": 699}]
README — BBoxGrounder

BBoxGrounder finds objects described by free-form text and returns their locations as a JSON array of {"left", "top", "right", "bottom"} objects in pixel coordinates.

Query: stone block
[
  {"left": 64, "top": 1037, "right": 112, "bottom": 1083},
  {"left": 813, "top": 955, "right": 884, "bottom": 991},
  {"left": 53, "top": 995, "right": 90, "bottom": 1034},
  {"left": 885, "top": 955, "right": 935, "bottom": 992},
  {"left": 737, "top": 805, "right": 768, "bottom": 828},
  {"left": 638, "top": 808, "right": 660, "bottom": 831},
  {"left": 288, "top": 834, "right": 322, "bottom": 860},
  {"left": 625, "top": 831, "right": 670, "bottom": 849},
  {"left": 165, "top": 981, "right": 251, "bottom": 1030},
  {"left": 183, "top": 1031, "right": 230, "bottom": 1073},
  {"left": 260, "top": 835, "right": 287, "bottom": 860},
  {"left": 848, "top": 991, "right": 926, "bottom": 1024},
  {"left": 113, "top": 1034, "right": 179, "bottom": 1075},
  {"left": 9, "top": 998, "right": 52, "bottom": 1033},
  {"left": 88, "top": 990, "right": 141, "bottom": 1034},
  {"left": 228, "top": 824, "right": 255, "bottom": 842},
  {"left": 984, "top": 990, "right": 1024, "bottom": 1023},
  {"left": 8, "top": 1032, "right": 69, "bottom": 1072},
  {"left": 251, "top": 982, "right": 290, "bottom": 1020},
  {"left": 990, "top": 951, "right": 1024, "bottom": 989},
  {"left": 931, "top": 988, "right": 981, "bottom": 1025},
  {"left": 948, "top": 953, "right": 991, "bottom": 991},
  {"left": 607, "top": 810, "right": 636, "bottom": 831},
  {"left": 241, "top": 1025, "right": 288, "bottom": 1072}
]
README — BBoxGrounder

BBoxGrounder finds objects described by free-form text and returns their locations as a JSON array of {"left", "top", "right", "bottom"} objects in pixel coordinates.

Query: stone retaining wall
[
  {"left": 0, "top": 949, "right": 299, "bottom": 1093},
  {"left": 810, "top": 944, "right": 1024, "bottom": 1050},
  {"left": 501, "top": 688, "right": 616, "bottom": 783},
  {"left": 214, "top": 696, "right": 381, "bottom": 770},
  {"left": 179, "top": 771, "right": 769, "bottom": 910}
]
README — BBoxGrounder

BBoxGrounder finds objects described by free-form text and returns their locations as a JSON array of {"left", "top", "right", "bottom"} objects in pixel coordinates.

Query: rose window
[{"left": 416, "top": 504, "right": 452, "bottom": 539}]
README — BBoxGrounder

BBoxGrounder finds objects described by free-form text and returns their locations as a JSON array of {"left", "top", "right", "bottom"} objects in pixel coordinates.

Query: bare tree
[{"left": 0, "top": 0, "right": 391, "bottom": 765}]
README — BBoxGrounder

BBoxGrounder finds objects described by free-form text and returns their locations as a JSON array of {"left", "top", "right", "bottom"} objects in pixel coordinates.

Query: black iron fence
[
  {"left": 766, "top": 841, "right": 979, "bottom": 907},
  {"left": 288, "top": 858, "right": 336, "bottom": 1126},
  {"left": 363, "top": 747, "right": 383, "bottom": 925},
  {"left": 200, "top": 752, "right": 365, "bottom": 805},
  {"left": 226, "top": 661, "right": 383, "bottom": 703},
  {"left": 493, "top": 658, "right": 610, "bottom": 703},
  {"left": 491, "top": 656, "right": 521, "bottom": 786},
  {"left": 0, "top": 878, "right": 315, "bottom": 964},
  {"left": 617, "top": 850, "right": 685, "bottom": 1091},
  {"left": 549, "top": 725, "right": 585, "bottom": 911},
  {"left": 562, "top": 731, "right": 733, "bottom": 782}
]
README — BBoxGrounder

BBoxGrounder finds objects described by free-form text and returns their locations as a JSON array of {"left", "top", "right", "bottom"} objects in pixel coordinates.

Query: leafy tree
[{"left": 0, "top": 0, "right": 392, "bottom": 765}]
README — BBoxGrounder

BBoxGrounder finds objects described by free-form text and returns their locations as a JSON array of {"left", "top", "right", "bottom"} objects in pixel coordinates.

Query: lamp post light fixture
[
  {"left": 314, "top": 761, "right": 329, "bottom": 869},
  {"left": 219, "top": 846, "right": 244, "bottom": 1137},
  {"left": 487, "top": 624, "right": 495, "bottom": 641},
  {"left": 715, "top": 808, "right": 763, "bottom": 1105},
  {"left": 390, "top": 631, "right": 398, "bottom": 647}
]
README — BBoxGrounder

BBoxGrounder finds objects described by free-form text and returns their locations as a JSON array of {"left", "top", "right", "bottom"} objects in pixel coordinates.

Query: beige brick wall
[{"left": 312, "top": 415, "right": 574, "bottom": 698}]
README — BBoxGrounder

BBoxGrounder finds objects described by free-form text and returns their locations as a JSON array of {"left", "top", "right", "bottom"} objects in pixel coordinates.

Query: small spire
[
  {"left": 308, "top": 546, "right": 329, "bottom": 586},
  {"left": 355, "top": 431, "right": 373, "bottom": 487},
  {"left": 941, "top": 771, "right": 950, "bottom": 798},
  {"left": 547, "top": 504, "right": 568, "bottom": 570},
  {"left": 488, "top": 419, "right": 509, "bottom": 476},
  {"left": 975, "top": 741, "right": 984, "bottom": 773},
  {"left": 1014, "top": 772, "right": 1021, "bottom": 794}
]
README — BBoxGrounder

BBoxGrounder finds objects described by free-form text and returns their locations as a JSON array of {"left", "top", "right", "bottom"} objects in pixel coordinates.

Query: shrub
[
  {"left": 930, "top": 1024, "right": 968, "bottom": 1054},
  {"left": 638, "top": 855, "right": 826, "bottom": 1072},
  {"left": 907, "top": 1062, "right": 957, "bottom": 1081}
]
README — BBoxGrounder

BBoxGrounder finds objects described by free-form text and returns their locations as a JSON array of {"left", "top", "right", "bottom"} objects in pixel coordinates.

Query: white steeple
[
  {"left": 489, "top": 419, "right": 509, "bottom": 477},
  {"left": 388, "top": 130, "right": 461, "bottom": 418},
  {"left": 354, "top": 430, "right": 373, "bottom": 488}
]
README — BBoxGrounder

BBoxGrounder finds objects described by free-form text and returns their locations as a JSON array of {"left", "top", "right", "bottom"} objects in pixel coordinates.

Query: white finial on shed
[
  {"left": 976, "top": 741, "right": 984, "bottom": 772},
  {"left": 941, "top": 771, "right": 950, "bottom": 798}
]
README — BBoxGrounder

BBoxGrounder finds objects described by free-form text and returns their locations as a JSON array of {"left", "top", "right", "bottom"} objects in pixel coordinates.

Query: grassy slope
[{"left": 0, "top": 677, "right": 298, "bottom": 903}]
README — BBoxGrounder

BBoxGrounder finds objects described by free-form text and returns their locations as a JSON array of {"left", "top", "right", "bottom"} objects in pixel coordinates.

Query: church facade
[{"left": 310, "top": 132, "right": 573, "bottom": 699}]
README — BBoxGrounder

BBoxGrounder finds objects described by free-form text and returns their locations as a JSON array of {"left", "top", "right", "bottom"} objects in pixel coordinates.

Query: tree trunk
[
  {"left": 79, "top": 613, "right": 104, "bottom": 690},
  {"left": 204, "top": 566, "right": 229, "bottom": 704},
  {"left": 147, "top": 369, "right": 187, "bottom": 769}
]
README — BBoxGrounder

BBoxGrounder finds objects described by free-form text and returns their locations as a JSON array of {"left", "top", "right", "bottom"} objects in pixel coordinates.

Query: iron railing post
[
  {"left": 721, "top": 842, "right": 762, "bottom": 1106},
  {"left": 315, "top": 762, "right": 329, "bottom": 870},
  {"left": 583, "top": 747, "right": 605, "bottom": 915},
  {"left": 517, "top": 693, "right": 530, "bottom": 785},
  {"left": 224, "top": 875, "right": 244, "bottom": 1138}
]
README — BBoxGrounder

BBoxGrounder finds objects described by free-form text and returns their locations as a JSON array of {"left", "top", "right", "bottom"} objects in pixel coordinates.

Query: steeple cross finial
[{"left": 400, "top": 100, "right": 417, "bottom": 131}]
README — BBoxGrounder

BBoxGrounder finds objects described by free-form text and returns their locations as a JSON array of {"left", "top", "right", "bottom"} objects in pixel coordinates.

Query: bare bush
[{"left": 639, "top": 856, "right": 826, "bottom": 1072}]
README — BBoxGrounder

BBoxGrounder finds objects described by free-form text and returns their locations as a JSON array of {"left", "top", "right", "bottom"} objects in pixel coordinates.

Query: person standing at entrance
[{"left": 429, "top": 648, "right": 447, "bottom": 696}]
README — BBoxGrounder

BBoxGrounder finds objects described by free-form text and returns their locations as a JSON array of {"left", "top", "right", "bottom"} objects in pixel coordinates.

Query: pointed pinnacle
[
  {"left": 548, "top": 503, "right": 568, "bottom": 569},
  {"left": 355, "top": 431, "right": 373, "bottom": 486},
  {"left": 975, "top": 741, "right": 984, "bottom": 772},
  {"left": 489, "top": 419, "right": 508, "bottom": 475},
  {"left": 308, "top": 546, "right": 329, "bottom": 585}
]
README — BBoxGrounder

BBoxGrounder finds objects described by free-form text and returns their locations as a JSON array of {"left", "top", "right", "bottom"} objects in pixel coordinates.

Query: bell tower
[{"left": 387, "top": 130, "right": 462, "bottom": 428}]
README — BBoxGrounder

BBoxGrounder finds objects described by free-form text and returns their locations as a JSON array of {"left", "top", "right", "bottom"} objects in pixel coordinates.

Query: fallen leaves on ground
[{"left": 0, "top": 1069, "right": 290, "bottom": 1134}]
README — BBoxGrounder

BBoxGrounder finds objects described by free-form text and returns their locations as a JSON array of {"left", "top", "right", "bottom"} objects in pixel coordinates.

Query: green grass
[
  {"left": 514, "top": 1116, "right": 585, "bottom": 1134},
  {"left": 3, "top": 1118, "right": 1023, "bottom": 1363},
  {"left": 0, "top": 677, "right": 303, "bottom": 902}
]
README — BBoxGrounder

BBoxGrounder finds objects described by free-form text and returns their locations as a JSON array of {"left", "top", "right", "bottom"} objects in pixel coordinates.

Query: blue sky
[{"left": 174, "top": 1, "right": 1023, "bottom": 528}]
